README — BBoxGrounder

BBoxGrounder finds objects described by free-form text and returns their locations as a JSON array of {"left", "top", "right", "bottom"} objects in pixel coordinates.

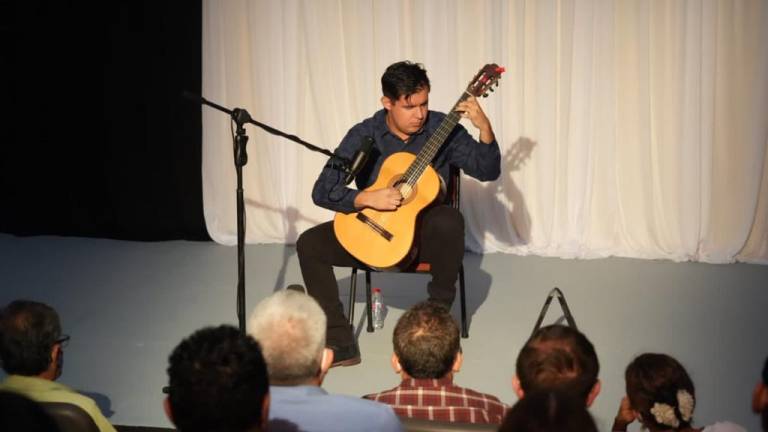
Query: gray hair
[{"left": 247, "top": 290, "right": 327, "bottom": 384}]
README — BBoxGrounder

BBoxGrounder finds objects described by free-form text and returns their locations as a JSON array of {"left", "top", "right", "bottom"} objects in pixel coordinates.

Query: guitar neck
[{"left": 402, "top": 92, "right": 472, "bottom": 187}]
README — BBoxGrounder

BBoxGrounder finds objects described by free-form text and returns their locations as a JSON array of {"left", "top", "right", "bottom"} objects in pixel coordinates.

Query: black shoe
[
  {"left": 285, "top": 284, "right": 307, "bottom": 294},
  {"left": 427, "top": 297, "right": 453, "bottom": 310},
  {"left": 329, "top": 341, "right": 361, "bottom": 367}
]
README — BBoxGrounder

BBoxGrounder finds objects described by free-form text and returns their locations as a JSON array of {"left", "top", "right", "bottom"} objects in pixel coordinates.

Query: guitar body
[{"left": 334, "top": 152, "right": 441, "bottom": 270}]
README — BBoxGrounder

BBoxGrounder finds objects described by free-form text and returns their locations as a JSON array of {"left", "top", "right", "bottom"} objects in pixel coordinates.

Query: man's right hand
[{"left": 354, "top": 188, "right": 403, "bottom": 211}]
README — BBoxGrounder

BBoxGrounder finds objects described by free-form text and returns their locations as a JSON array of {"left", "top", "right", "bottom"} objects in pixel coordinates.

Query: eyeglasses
[{"left": 55, "top": 335, "right": 70, "bottom": 348}]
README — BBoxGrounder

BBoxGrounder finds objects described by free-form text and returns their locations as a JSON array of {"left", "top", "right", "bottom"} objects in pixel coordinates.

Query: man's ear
[
  {"left": 47, "top": 344, "right": 63, "bottom": 380},
  {"left": 753, "top": 382, "right": 768, "bottom": 413},
  {"left": 381, "top": 96, "right": 394, "bottom": 110},
  {"left": 163, "top": 397, "right": 174, "bottom": 425},
  {"left": 512, "top": 375, "right": 525, "bottom": 399},
  {"left": 452, "top": 351, "right": 463, "bottom": 373},
  {"left": 50, "top": 344, "right": 60, "bottom": 366},
  {"left": 391, "top": 353, "right": 402, "bottom": 374},
  {"left": 761, "top": 383, "right": 768, "bottom": 411},
  {"left": 314, "top": 348, "right": 334, "bottom": 385},
  {"left": 260, "top": 393, "right": 271, "bottom": 430},
  {"left": 320, "top": 348, "right": 334, "bottom": 374},
  {"left": 586, "top": 379, "right": 602, "bottom": 407}
]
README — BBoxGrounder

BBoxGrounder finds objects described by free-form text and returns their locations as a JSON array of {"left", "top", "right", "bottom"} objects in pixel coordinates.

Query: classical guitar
[{"left": 334, "top": 64, "right": 505, "bottom": 270}]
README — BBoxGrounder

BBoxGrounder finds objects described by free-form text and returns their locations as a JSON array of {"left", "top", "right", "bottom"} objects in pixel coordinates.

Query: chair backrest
[
  {"left": 40, "top": 402, "right": 100, "bottom": 432},
  {"left": 400, "top": 416, "right": 499, "bottom": 432},
  {"left": 446, "top": 165, "right": 461, "bottom": 210},
  {"left": 115, "top": 426, "right": 176, "bottom": 432}
]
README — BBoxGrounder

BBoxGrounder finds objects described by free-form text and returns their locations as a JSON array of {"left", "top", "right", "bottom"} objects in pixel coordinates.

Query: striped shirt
[{"left": 363, "top": 377, "right": 508, "bottom": 425}]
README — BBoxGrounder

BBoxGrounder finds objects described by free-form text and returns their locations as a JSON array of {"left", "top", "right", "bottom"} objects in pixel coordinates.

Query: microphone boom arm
[{"left": 184, "top": 91, "right": 349, "bottom": 166}]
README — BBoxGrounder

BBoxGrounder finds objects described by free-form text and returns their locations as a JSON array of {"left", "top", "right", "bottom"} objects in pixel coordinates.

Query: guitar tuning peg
[
  {"left": 483, "top": 93, "right": 489, "bottom": 98},
  {"left": 489, "top": 87, "right": 495, "bottom": 92}
]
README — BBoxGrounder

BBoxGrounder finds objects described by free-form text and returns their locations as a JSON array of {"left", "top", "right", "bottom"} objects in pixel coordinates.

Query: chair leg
[
  {"left": 365, "top": 270, "right": 374, "bottom": 332},
  {"left": 348, "top": 268, "right": 357, "bottom": 326},
  {"left": 459, "top": 264, "right": 468, "bottom": 338}
]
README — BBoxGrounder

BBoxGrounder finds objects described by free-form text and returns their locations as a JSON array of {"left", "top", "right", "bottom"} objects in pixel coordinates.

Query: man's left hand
[{"left": 455, "top": 96, "right": 495, "bottom": 144}]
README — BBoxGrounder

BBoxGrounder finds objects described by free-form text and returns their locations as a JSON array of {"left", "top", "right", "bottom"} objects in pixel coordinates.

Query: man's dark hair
[
  {"left": 393, "top": 301, "right": 460, "bottom": 379},
  {"left": 0, "top": 300, "right": 62, "bottom": 376},
  {"left": 381, "top": 61, "right": 430, "bottom": 102},
  {"left": 167, "top": 325, "right": 269, "bottom": 432},
  {"left": 515, "top": 325, "right": 599, "bottom": 401},
  {"left": 499, "top": 390, "right": 598, "bottom": 432},
  {"left": 625, "top": 353, "right": 695, "bottom": 430}
]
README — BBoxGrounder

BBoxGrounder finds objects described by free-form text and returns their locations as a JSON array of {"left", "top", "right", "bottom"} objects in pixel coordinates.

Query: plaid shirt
[{"left": 363, "top": 377, "right": 508, "bottom": 425}]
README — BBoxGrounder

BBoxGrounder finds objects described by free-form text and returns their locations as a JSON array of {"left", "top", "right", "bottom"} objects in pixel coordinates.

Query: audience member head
[
  {"left": 752, "top": 356, "right": 768, "bottom": 431},
  {"left": 0, "top": 390, "right": 61, "bottom": 432},
  {"left": 164, "top": 325, "right": 269, "bottom": 432},
  {"left": 499, "top": 390, "right": 598, "bottom": 432},
  {"left": 514, "top": 324, "right": 600, "bottom": 406},
  {"left": 381, "top": 60, "right": 430, "bottom": 102},
  {"left": 391, "top": 301, "right": 461, "bottom": 379},
  {"left": 0, "top": 300, "right": 67, "bottom": 380},
  {"left": 624, "top": 353, "right": 696, "bottom": 431},
  {"left": 247, "top": 290, "right": 331, "bottom": 386}
]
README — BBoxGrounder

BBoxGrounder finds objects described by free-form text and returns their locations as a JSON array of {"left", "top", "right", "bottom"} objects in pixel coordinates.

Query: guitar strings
[{"left": 401, "top": 72, "right": 497, "bottom": 195}]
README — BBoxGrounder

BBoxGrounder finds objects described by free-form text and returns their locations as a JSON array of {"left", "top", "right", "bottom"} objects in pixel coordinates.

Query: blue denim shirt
[
  {"left": 312, "top": 109, "right": 501, "bottom": 213},
  {"left": 268, "top": 385, "right": 403, "bottom": 432}
]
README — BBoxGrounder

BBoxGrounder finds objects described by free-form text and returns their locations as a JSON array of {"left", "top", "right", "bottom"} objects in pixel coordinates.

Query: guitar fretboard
[{"left": 402, "top": 91, "right": 473, "bottom": 188}]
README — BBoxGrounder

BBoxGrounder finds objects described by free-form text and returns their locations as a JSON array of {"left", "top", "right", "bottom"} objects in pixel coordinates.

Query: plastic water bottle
[{"left": 372, "top": 288, "right": 385, "bottom": 329}]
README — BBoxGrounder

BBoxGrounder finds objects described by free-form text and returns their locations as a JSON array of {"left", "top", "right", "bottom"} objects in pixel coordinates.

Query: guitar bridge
[{"left": 356, "top": 213, "right": 393, "bottom": 241}]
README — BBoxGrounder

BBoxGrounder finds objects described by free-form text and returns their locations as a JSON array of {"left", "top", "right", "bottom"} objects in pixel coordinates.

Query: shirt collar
[
  {"left": 270, "top": 384, "right": 328, "bottom": 397},
  {"left": 1, "top": 374, "right": 73, "bottom": 392},
  {"left": 372, "top": 109, "right": 391, "bottom": 139},
  {"left": 401, "top": 376, "right": 455, "bottom": 388},
  {"left": 373, "top": 109, "right": 430, "bottom": 142}
]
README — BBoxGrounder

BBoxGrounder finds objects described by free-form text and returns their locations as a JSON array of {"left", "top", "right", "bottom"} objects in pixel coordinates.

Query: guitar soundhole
[{"left": 390, "top": 176, "right": 417, "bottom": 205}]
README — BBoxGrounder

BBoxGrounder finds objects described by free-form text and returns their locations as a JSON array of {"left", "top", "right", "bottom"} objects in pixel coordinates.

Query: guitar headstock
[{"left": 466, "top": 63, "right": 505, "bottom": 98}]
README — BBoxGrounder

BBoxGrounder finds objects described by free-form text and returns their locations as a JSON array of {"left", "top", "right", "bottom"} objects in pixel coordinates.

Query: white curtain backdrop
[{"left": 202, "top": 0, "right": 768, "bottom": 264}]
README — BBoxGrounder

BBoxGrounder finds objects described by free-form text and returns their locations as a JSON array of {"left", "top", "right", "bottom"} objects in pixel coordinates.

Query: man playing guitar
[{"left": 297, "top": 61, "right": 501, "bottom": 366}]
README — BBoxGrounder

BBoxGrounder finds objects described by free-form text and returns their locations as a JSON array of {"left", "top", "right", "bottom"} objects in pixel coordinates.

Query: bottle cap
[{"left": 373, "top": 288, "right": 381, "bottom": 293}]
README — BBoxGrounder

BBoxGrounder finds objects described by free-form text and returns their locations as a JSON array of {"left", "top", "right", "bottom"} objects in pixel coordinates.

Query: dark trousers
[{"left": 296, "top": 205, "right": 465, "bottom": 347}]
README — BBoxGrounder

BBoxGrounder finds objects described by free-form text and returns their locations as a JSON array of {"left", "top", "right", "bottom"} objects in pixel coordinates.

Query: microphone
[{"left": 344, "top": 136, "right": 375, "bottom": 185}]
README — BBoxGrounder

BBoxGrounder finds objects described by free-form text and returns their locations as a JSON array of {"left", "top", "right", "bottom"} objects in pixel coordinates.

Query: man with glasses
[{"left": 0, "top": 300, "right": 117, "bottom": 432}]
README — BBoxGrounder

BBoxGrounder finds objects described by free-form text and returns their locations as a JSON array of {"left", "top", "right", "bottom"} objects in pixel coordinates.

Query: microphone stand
[{"left": 185, "top": 92, "right": 349, "bottom": 332}]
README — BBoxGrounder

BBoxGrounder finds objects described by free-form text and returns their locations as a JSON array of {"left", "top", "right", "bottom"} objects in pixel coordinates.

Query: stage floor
[{"left": 1, "top": 234, "right": 766, "bottom": 430}]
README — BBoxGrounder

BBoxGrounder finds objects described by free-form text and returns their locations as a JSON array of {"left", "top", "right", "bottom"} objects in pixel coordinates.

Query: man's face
[{"left": 382, "top": 87, "right": 429, "bottom": 140}]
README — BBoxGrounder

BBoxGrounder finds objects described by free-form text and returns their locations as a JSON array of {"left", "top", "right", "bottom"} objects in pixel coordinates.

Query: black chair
[
  {"left": 399, "top": 416, "right": 499, "bottom": 432},
  {"left": 347, "top": 166, "right": 469, "bottom": 338},
  {"left": 40, "top": 402, "right": 100, "bottom": 432},
  {"left": 115, "top": 426, "right": 176, "bottom": 432}
]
